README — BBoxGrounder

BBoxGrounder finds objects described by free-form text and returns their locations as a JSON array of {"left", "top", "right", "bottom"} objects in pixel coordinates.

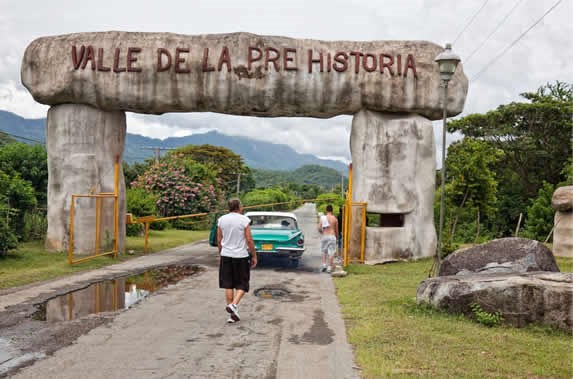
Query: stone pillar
[
  {"left": 45, "top": 104, "right": 126, "bottom": 254},
  {"left": 551, "top": 186, "right": 573, "bottom": 257},
  {"left": 350, "top": 110, "right": 436, "bottom": 261}
]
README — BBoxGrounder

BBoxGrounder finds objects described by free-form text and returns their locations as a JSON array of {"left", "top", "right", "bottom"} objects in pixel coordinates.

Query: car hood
[{"left": 250, "top": 229, "right": 302, "bottom": 242}]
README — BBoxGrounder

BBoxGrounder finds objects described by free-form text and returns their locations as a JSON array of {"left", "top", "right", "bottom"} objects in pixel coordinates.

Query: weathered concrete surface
[
  {"left": 4, "top": 204, "right": 358, "bottom": 379},
  {"left": 22, "top": 31, "right": 467, "bottom": 120},
  {"left": 417, "top": 272, "right": 573, "bottom": 331},
  {"left": 350, "top": 110, "right": 436, "bottom": 260},
  {"left": 552, "top": 186, "right": 573, "bottom": 257},
  {"left": 45, "top": 104, "right": 126, "bottom": 254},
  {"left": 439, "top": 238, "right": 559, "bottom": 276}
]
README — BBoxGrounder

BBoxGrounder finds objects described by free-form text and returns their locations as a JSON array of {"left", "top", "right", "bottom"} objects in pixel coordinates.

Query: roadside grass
[
  {"left": 334, "top": 258, "right": 573, "bottom": 378},
  {"left": 0, "top": 229, "right": 208, "bottom": 289}
]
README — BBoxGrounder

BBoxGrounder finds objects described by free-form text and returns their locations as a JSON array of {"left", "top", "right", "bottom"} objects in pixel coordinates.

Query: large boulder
[
  {"left": 21, "top": 31, "right": 467, "bottom": 120},
  {"left": 416, "top": 272, "right": 573, "bottom": 331},
  {"left": 552, "top": 186, "right": 573, "bottom": 257},
  {"left": 439, "top": 238, "right": 559, "bottom": 276}
]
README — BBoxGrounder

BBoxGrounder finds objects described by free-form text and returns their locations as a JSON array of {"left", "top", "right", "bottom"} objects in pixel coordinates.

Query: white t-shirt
[{"left": 218, "top": 212, "right": 251, "bottom": 258}]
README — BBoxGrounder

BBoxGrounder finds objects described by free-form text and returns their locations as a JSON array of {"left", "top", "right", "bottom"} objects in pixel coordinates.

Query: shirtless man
[{"left": 318, "top": 204, "right": 339, "bottom": 273}]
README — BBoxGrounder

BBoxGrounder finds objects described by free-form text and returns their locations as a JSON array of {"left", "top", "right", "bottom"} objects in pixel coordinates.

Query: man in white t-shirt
[{"left": 216, "top": 199, "right": 257, "bottom": 323}]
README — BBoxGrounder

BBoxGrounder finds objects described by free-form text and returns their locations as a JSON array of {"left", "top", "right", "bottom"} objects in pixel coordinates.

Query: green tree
[
  {"left": 523, "top": 181, "right": 555, "bottom": 241},
  {"left": 0, "top": 142, "right": 48, "bottom": 205},
  {"left": 315, "top": 192, "right": 345, "bottom": 214},
  {"left": 123, "top": 160, "right": 152, "bottom": 188},
  {"left": 447, "top": 81, "right": 572, "bottom": 236},
  {"left": 241, "top": 188, "right": 292, "bottom": 211},
  {"left": 444, "top": 138, "right": 502, "bottom": 241},
  {"left": 0, "top": 170, "right": 37, "bottom": 240},
  {"left": 169, "top": 145, "right": 251, "bottom": 195}
]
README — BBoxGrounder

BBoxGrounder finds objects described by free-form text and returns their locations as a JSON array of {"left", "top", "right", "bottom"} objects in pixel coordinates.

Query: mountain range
[{"left": 0, "top": 110, "right": 347, "bottom": 173}]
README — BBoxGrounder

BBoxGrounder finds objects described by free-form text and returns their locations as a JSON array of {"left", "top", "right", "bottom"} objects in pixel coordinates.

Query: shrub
[
  {"left": 132, "top": 162, "right": 223, "bottom": 217},
  {"left": 0, "top": 217, "right": 18, "bottom": 256},
  {"left": 470, "top": 303, "right": 504, "bottom": 327}
]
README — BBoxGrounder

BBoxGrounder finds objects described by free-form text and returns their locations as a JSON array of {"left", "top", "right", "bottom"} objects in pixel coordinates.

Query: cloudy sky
[{"left": 1, "top": 0, "right": 571, "bottom": 164}]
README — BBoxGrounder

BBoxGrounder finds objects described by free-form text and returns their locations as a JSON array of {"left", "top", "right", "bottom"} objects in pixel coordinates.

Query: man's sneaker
[
  {"left": 327, "top": 266, "right": 332, "bottom": 273},
  {"left": 226, "top": 303, "right": 240, "bottom": 321},
  {"left": 226, "top": 317, "right": 236, "bottom": 324}
]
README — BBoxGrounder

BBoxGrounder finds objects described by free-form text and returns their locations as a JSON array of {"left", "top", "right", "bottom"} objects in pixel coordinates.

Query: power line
[
  {"left": 0, "top": 129, "right": 45, "bottom": 145},
  {"left": 453, "top": 0, "right": 490, "bottom": 45},
  {"left": 464, "top": 0, "right": 525, "bottom": 64},
  {"left": 471, "top": 0, "right": 563, "bottom": 82}
]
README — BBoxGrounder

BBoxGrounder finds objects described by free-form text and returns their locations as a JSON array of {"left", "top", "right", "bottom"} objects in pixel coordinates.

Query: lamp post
[{"left": 434, "top": 43, "right": 460, "bottom": 275}]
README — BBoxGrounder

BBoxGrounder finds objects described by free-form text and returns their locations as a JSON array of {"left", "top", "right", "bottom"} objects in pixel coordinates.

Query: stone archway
[{"left": 21, "top": 31, "right": 468, "bottom": 260}]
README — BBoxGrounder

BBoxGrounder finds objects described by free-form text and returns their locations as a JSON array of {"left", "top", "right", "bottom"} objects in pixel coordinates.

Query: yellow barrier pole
[
  {"left": 345, "top": 163, "right": 353, "bottom": 266},
  {"left": 144, "top": 221, "right": 150, "bottom": 254},
  {"left": 113, "top": 158, "right": 119, "bottom": 258},
  {"left": 360, "top": 205, "right": 366, "bottom": 263},
  {"left": 95, "top": 197, "right": 101, "bottom": 256},
  {"left": 68, "top": 195, "right": 76, "bottom": 265}
]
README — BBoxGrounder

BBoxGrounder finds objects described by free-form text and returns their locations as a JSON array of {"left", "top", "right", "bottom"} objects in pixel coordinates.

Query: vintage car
[{"left": 245, "top": 211, "right": 305, "bottom": 266}]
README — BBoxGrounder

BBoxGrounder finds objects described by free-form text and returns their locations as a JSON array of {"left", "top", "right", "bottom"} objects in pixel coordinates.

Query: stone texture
[
  {"left": 350, "top": 110, "right": 436, "bottom": 260},
  {"left": 551, "top": 186, "right": 573, "bottom": 257},
  {"left": 551, "top": 185, "right": 573, "bottom": 211},
  {"left": 21, "top": 32, "right": 467, "bottom": 120},
  {"left": 416, "top": 272, "right": 573, "bottom": 331},
  {"left": 46, "top": 104, "right": 126, "bottom": 254},
  {"left": 439, "top": 238, "right": 559, "bottom": 276}
]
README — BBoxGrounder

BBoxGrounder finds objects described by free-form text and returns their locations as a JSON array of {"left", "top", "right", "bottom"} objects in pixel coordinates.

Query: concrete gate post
[
  {"left": 45, "top": 104, "right": 126, "bottom": 254},
  {"left": 350, "top": 110, "right": 437, "bottom": 261}
]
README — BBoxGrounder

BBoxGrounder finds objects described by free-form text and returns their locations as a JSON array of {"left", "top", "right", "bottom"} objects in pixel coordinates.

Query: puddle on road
[
  {"left": 254, "top": 287, "right": 290, "bottom": 299},
  {"left": 31, "top": 265, "right": 201, "bottom": 322}
]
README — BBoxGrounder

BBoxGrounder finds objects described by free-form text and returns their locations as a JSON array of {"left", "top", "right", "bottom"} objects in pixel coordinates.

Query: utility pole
[
  {"left": 141, "top": 146, "right": 175, "bottom": 164},
  {"left": 236, "top": 172, "right": 241, "bottom": 197}
]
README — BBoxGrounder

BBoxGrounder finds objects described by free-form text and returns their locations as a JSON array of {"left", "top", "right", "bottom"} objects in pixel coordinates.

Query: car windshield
[{"left": 249, "top": 215, "right": 297, "bottom": 230}]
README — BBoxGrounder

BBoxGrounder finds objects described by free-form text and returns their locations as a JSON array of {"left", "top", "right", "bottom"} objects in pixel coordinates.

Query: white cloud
[{"left": 0, "top": 81, "right": 48, "bottom": 118}]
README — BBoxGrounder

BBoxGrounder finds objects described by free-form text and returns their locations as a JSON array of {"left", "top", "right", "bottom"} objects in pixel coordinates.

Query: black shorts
[{"left": 219, "top": 256, "right": 251, "bottom": 292}]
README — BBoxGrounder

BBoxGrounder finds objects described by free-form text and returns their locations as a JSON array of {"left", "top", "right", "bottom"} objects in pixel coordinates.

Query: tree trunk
[{"left": 475, "top": 208, "right": 481, "bottom": 243}]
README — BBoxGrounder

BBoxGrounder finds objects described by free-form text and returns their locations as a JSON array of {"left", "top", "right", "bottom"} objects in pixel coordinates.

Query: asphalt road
[{"left": 7, "top": 203, "right": 359, "bottom": 379}]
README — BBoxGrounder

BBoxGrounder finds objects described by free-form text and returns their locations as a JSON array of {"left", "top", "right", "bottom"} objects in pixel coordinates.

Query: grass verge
[
  {"left": 334, "top": 258, "right": 573, "bottom": 378},
  {"left": 0, "top": 229, "right": 208, "bottom": 289}
]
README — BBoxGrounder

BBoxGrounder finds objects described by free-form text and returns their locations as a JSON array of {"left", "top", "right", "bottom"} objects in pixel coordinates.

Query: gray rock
[
  {"left": 553, "top": 211, "right": 573, "bottom": 257},
  {"left": 21, "top": 31, "right": 467, "bottom": 120},
  {"left": 551, "top": 186, "right": 573, "bottom": 211},
  {"left": 46, "top": 104, "right": 126, "bottom": 254},
  {"left": 439, "top": 238, "right": 559, "bottom": 276},
  {"left": 416, "top": 272, "right": 573, "bottom": 331},
  {"left": 350, "top": 111, "right": 436, "bottom": 260}
]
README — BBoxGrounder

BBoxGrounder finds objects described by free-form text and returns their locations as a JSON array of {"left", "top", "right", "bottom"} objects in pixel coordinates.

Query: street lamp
[{"left": 434, "top": 43, "right": 460, "bottom": 275}]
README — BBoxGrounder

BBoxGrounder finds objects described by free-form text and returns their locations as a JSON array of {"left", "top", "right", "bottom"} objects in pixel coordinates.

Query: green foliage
[
  {"left": 241, "top": 188, "right": 293, "bottom": 211},
  {"left": 0, "top": 132, "right": 15, "bottom": 146},
  {"left": 0, "top": 170, "right": 37, "bottom": 240},
  {"left": 253, "top": 165, "right": 347, "bottom": 192},
  {"left": 523, "top": 181, "right": 555, "bottom": 240},
  {"left": 132, "top": 161, "right": 223, "bottom": 218},
  {"left": 0, "top": 143, "right": 48, "bottom": 205},
  {"left": 446, "top": 81, "right": 572, "bottom": 239},
  {"left": 0, "top": 216, "right": 18, "bottom": 255},
  {"left": 123, "top": 161, "right": 152, "bottom": 188},
  {"left": 126, "top": 187, "right": 159, "bottom": 217},
  {"left": 315, "top": 192, "right": 344, "bottom": 214},
  {"left": 169, "top": 144, "right": 251, "bottom": 195},
  {"left": 470, "top": 303, "right": 504, "bottom": 327}
]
